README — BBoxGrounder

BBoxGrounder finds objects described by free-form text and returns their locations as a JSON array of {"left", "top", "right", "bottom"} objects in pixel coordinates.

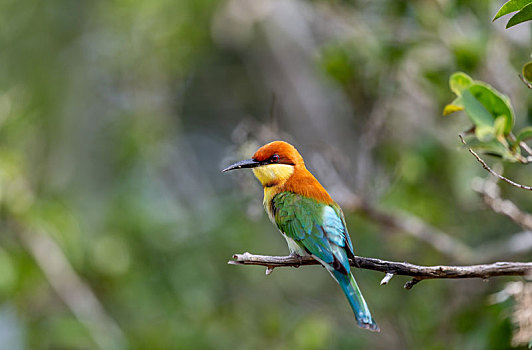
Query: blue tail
[{"left": 333, "top": 270, "right": 379, "bottom": 332}]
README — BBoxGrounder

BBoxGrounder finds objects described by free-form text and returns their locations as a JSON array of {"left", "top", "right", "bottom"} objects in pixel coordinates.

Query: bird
[{"left": 223, "top": 141, "right": 379, "bottom": 332}]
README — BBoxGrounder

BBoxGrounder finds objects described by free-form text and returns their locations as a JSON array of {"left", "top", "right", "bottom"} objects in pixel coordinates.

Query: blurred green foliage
[{"left": 0, "top": 0, "right": 531, "bottom": 349}]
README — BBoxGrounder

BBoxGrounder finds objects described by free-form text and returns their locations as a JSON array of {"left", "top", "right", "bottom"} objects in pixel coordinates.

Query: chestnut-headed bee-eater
[{"left": 223, "top": 141, "right": 379, "bottom": 332}]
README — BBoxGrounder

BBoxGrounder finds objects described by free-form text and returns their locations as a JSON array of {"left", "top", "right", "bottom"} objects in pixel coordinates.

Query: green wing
[
  {"left": 271, "top": 192, "right": 378, "bottom": 331},
  {"left": 271, "top": 192, "right": 354, "bottom": 273}
]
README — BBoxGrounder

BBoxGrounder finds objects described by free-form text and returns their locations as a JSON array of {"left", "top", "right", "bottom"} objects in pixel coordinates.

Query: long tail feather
[{"left": 333, "top": 270, "right": 379, "bottom": 332}]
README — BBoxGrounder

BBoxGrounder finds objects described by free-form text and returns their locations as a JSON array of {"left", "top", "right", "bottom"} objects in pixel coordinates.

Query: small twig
[
  {"left": 229, "top": 253, "right": 532, "bottom": 290},
  {"left": 519, "top": 74, "right": 532, "bottom": 90},
  {"left": 380, "top": 273, "right": 394, "bottom": 285},
  {"left": 404, "top": 278, "right": 421, "bottom": 290},
  {"left": 520, "top": 141, "right": 532, "bottom": 157},
  {"left": 459, "top": 135, "right": 532, "bottom": 191}
]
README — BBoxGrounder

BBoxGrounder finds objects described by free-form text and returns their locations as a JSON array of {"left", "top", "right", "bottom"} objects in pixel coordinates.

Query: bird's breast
[{"left": 263, "top": 186, "right": 279, "bottom": 223}]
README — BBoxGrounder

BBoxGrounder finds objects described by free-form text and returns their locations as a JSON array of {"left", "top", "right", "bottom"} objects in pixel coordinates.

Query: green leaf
[
  {"left": 443, "top": 97, "right": 463, "bottom": 116},
  {"left": 464, "top": 138, "right": 521, "bottom": 162},
  {"left": 522, "top": 61, "right": 532, "bottom": 82},
  {"left": 494, "top": 116, "right": 507, "bottom": 137},
  {"left": 493, "top": 0, "right": 532, "bottom": 21},
  {"left": 475, "top": 125, "right": 495, "bottom": 142},
  {"left": 449, "top": 72, "right": 473, "bottom": 96},
  {"left": 516, "top": 126, "right": 532, "bottom": 142},
  {"left": 507, "top": 2, "right": 532, "bottom": 28},
  {"left": 461, "top": 90, "right": 495, "bottom": 127},
  {"left": 468, "top": 83, "right": 514, "bottom": 134},
  {"left": 444, "top": 74, "right": 515, "bottom": 134}
]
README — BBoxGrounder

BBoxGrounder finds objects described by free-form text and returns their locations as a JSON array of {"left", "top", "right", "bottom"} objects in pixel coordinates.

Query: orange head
[
  {"left": 222, "top": 141, "right": 305, "bottom": 172},
  {"left": 252, "top": 141, "right": 304, "bottom": 167},
  {"left": 222, "top": 141, "right": 304, "bottom": 187},
  {"left": 223, "top": 141, "right": 332, "bottom": 203}
]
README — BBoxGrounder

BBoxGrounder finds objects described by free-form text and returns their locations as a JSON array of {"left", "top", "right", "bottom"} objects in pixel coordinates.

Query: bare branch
[
  {"left": 479, "top": 231, "right": 532, "bottom": 261},
  {"left": 459, "top": 135, "right": 532, "bottom": 191},
  {"left": 404, "top": 278, "right": 422, "bottom": 290},
  {"left": 472, "top": 178, "right": 532, "bottom": 230},
  {"left": 229, "top": 252, "right": 532, "bottom": 289},
  {"left": 19, "top": 229, "right": 127, "bottom": 350},
  {"left": 519, "top": 74, "right": 532, "bottom": 90},
  {"left": 342, "top": 195, "right": 476, "bottom": 263},
  {"left": 520, "top": 140, "right": 532, "bottom": 157},
  {"left": 380, "top": 273, "right": 394, "bottom": 285}
]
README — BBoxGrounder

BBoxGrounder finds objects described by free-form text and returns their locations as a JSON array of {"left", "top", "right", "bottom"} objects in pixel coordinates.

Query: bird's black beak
[{"left": 222, "top": 158, "right": 261, "bottom": 172}]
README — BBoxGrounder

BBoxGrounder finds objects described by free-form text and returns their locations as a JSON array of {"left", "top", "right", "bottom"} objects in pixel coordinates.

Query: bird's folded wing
[{"left": 271, "top": 192, "right": 353, "bottom": 273}]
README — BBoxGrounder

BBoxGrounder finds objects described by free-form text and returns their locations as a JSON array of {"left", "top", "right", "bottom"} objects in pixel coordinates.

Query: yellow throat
[
  {"left": 252, "top": 164, "right": 294, "bottom": 221},
  {"left": 252, "top": 164, "right": 294, "bottom": 188}
]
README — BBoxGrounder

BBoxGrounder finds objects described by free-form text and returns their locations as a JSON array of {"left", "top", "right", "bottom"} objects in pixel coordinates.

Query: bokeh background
[{"left": 0, "top": 0, "right": 531, "bottom": 349}]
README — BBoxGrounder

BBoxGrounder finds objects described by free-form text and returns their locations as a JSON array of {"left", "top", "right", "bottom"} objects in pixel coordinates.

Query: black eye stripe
[{"left": 255, "top": 154, "right": 294, "bottom": 166}]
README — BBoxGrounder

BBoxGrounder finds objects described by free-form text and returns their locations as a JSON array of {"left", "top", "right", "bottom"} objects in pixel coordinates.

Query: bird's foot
[
  {"left": 289, "top": 252, "right": 303, "bottom": 267},
  {"left": 352, "top": 257, "right": 360, "bottom": 268}
]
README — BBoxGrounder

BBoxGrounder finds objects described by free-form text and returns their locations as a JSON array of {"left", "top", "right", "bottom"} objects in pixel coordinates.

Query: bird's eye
[{"left": 271, "top": 154, "right": 280, "bottom": 163}]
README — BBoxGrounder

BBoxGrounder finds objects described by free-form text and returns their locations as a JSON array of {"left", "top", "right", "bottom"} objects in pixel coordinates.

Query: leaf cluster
[
  {"left": 444, "top": 72, "right": 532, "bottom": 163},
  {"left": 493, "top": 0, "right": 532, "bottom": 28}
]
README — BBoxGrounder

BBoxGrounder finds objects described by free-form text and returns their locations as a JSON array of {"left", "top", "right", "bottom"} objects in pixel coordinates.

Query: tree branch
[
  {"left": 472, "top": 177, "right": 532, "bottom": 230},
  {"left": 229, "top": 252, "right": 532, "bottom": 289},
  {"left": 341, "top": 195, "right": 476, "bottom": 263},
  {"left": 18, "top": 228, "right": 127, "bottom": 350},
  {"left": 459, "top": 134, "right": 532, "bottom": 190},
  {"left": 519, "top": 74, "right": 532, "bottom": 90},
  {"left": 479, "top": 231, "right": 532, "bottom": 261}
]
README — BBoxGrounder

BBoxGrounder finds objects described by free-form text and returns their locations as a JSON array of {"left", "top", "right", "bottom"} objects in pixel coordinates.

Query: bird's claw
[{"left": 289, "top": 253, "right": 303, "bottom": 267}]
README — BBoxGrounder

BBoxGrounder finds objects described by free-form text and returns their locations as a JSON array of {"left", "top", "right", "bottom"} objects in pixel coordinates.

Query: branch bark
[{"left": 229, "top": 252, "right": 532, "bottom": 289}]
